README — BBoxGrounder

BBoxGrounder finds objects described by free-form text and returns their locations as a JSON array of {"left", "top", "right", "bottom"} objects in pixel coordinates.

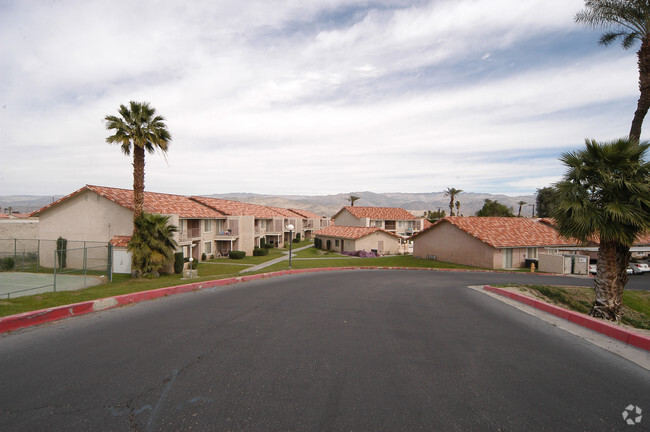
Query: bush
[
  {"left": 294, "top": 233, "right": 301, "bottom": 242},
  {"left": 229, "top": 250, "right": 246, "bottom": 259},
  {"left": 253, "top": 247, "right": 269, "bottom": 256},
  {"left": 326, "top": 239, "right": 331, "bottom": 250},
  {"left": 314, "top": 238, "right": 322, "bottom": 249},
  {"left": 201, "top": 253, "right": 207, "bottom": 261},
  {"left": 0, "top": 256, "right": 15, "bottom": 271},
  {"left": 174, "top": 252, "right": 184, "bottom": 274}
]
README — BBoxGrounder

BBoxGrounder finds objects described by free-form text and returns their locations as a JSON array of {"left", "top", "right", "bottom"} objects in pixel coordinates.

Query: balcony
[{"left": 179, "top": 227, "right": 201, "bottom": 242}]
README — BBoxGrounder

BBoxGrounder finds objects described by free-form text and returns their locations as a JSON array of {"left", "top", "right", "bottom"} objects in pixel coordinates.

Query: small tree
[
  {"left": 127, "top": 213, "right": 178, "bottom": 277},
  {"left": 517, "top": 201, "right": 527, "bottom": 217},
  {"left": 553, "top": 138, "right": 650, "bottom": 321},
  {"left": 444, "top": 187, "right": 463, "bottom": 216},
  {"left": 347, "top": 194, "right": 361, "bottom": 206},
  {"left": 56, "top": 237, "right": 67, "bottom": 269},
  {"left": 476, "top": 199, "right": 515, "bottom": 217},
  {"left": 536, "top": 187, "right": 556, "bottom": 218}
]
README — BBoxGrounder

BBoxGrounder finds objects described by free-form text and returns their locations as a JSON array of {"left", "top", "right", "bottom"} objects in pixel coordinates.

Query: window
[
  {"left": 374, "top": 220, "right": 382, "bottom": 228},
  {"left": 527, "top": 247, "right": 538, "bottom": 259},
  {"left": 335, "top": 239, "right": 340, "bottom": 247},
  {"left": 204, "top": 241, "right": 212, "bottom": 255},
  {"left": 204, "top": 219, "right": 212, "bottom": 233},
  {"left": 260, "top": 219, "right": 266, "bottom": 230},
  {"left": 398, "top": 221, "right": 404, "bottom": 228}
]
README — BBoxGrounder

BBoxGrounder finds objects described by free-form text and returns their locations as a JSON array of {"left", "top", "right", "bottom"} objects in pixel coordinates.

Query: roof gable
[
  {"left": 413, "top": 217, "right": 580, "bottom": 248},
  {"left": 315, "top": 225, "right": 400, "bottom": 240},
  {"left": 335, "top": 206, "right": 418, "bottom": 221},
  {"left": 31, "top": 185, "right": 226, "bottom": 219}
]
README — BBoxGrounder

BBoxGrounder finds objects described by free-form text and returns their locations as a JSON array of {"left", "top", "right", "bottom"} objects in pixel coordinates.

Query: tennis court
[{"left": 0, "top": 272, "right": 105, "bottom": 299}]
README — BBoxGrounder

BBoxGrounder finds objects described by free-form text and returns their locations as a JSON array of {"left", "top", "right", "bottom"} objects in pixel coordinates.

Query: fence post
[
  {"left": 13, "top": 239, "right": 17, "bottom": 271},
  {"left": 83, "top": 246, "right": 87, "bottom": 287},
  {"left": 107, "top": 243, "right": 113, "bottom": 282},
  {"left": 53, "top": 250, "right": 57, "bottom": 292},
  {"left": 37, "top": 239, "right": 40, "bottom": 273}
]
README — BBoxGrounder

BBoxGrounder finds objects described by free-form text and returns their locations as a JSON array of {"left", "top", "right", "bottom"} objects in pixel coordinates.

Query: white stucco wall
[{"left": 0, "top": 219, "right": 39, "bottom": 240}]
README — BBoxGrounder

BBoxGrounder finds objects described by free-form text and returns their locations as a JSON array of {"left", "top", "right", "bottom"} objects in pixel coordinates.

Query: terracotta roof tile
[
  {"left": 109, "top": 235, "right": 131, "bottom": 247},
  {"left": 315, "top": 225, "right": 400, "bottom": 240},
  {"left": 32, "top": 185, "right": 226, "bottom": 219},
  {"left": 190, "top": 196, "right": 285, "bottom": 218},
  {"left": 289, "top": 208, "right": 322, "bottom": 219},
  {"left": 337, "top": 206, "right": 418, "bottom": 220},
  {"left": 412, "top": 217, "right": 580, "bottom": 248}
]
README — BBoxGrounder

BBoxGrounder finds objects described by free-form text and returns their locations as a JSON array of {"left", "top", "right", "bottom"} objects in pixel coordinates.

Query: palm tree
[
  {"left": 105, "top": 101, "right": 172, "bottom": 220},
  {"left": 553, "top": 138, "right": 650, "bottom": 321},
  {"left": 128, "top": 213, "right": 178, "bottom": 277},
  {"left": 455, "top": 201, "right": 461, "bottom": 216},
  {"left": 347, "top": 194, "right": 361, "bottom": 206},
  {"left": 444, "top": 187, "right": 462, "bottom": 216},
  {"left": 517, "top": 201, "right": 527, "bottom": 217},
  {"left": 575, "top": 1, "right": 650, "bottom": 142}
]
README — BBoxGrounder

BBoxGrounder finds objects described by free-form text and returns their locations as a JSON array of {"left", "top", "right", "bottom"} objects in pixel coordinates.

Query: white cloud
[{"left": 0, "top": 0, "right": 642, "bottom": 197}]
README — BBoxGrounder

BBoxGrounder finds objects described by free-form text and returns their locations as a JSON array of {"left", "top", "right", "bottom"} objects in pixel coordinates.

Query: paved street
[{"left": 0, "top": 270, "right": 648, "bottom": 431}]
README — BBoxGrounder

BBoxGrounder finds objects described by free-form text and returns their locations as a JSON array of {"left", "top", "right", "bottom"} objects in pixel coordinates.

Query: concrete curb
[
  {"left": 483, "top": 285, "right": 650, "bottom": 352},
  {"left": 0, "top": 266, "right": 587, "bottom": 334}
]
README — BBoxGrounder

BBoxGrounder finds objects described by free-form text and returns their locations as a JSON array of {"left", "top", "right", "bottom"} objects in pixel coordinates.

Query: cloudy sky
[{"left": 0, "top": 0, "right": 642, "bottom": 197}]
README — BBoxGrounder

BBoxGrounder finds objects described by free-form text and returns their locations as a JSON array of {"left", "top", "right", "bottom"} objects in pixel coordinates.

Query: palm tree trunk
[
  {"left": 591, "top": 240, "right": 630, "bottom": 321},
  {"left": 629, "top": 40, "right": 650, "bottom": 142},
  {"left": 133, "top": 145, "right": 146, "bottom": 221}
]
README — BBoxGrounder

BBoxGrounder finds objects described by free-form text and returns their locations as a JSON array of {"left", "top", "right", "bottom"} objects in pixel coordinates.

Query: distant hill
[
  {"left": 1, "top": 191, "right": 537, "bottom": 218},
  {"left": 204, "top": 191, "right": 537, "bottom": 218},
  {"left": 0, "top": 195, "right": 63, "bottom": 214}
]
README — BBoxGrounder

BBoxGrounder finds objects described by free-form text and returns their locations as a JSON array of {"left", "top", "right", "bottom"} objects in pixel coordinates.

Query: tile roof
[
  {"left": 412, "top": 217, "right": 580, "bottom": 248},
  {"left": 336, "top": 206, "right": 418, "bottom": 220},
  {"left": 190, "top": 196, "right": 285, "bottom": 218},
  {"left": 0, "top": 214, "right": 8, "bottom": 219},
  {"left": 31, "top": 185, "right": 226, "bottom": 219},
  {"left": 289, "top": 208, "right": 322, "bottom": 219},
  {"left": 109, "top": 235, "right": 131, "bottom": 248},
  {"left": 315, "top": 225, "right": 400, "bottom": 240}
]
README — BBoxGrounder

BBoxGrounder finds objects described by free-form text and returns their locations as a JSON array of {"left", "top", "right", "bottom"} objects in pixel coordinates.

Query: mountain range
[{"left": 1, "top": 191, "right": 536, "bottom": 218}]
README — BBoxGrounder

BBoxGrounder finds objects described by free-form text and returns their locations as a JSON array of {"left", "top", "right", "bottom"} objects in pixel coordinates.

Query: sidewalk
[{"left": 239, "top": 244, "right": 314, "bottom": 273}]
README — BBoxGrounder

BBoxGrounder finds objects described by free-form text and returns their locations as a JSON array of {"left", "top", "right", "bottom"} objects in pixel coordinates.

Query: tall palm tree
[
  {"left": 444, "top": 187, "right": 462, "bottom": 216},
  {"left": 128, "top": 213, "right": 178, "bottom": 277},
  {"left": 347, "top": 194, "right": 361, "bottom": 206},
  {"left": 517, "top": 201, "right": 527, "bottom": 217},
  {"left": 105, "top": 101, "right": 172, "bottom": 220},
  {"left": 575, "top": 1, "right": 650, "bottom": 142},
  {"left": 455, "top": 201, "right": 461, "bottom": 216},
  {"left": 553, "top": 138, "right": 650, "bottom": 321}
]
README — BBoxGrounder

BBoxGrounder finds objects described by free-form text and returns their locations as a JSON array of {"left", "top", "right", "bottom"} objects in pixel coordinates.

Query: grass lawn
[
  {"left": 262, "top": 255, "right": 481, "bottom": 272},
  {"left": 496, "top": 284, "right": 650, "bottom": 330}
]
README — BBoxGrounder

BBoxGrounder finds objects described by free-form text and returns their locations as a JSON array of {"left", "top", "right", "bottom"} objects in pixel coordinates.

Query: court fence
[{"left": 0, "top": 239, "right": 112, "bottom": 298}]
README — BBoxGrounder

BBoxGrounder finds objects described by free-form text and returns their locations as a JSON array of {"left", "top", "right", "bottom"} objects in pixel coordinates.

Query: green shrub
[
  {"left": 253, "top": 247, "right": 269, "bottom": 256},
  {"left": 201, "top": 253, "right": 207, "bottom": 261},
  {"left": 314, "top": 238, "right": 322, "bottom": 249},
  {"left": 56, "top": 237, "right": 67, "bottom": 269},
  {"left": 0, "top": 256, "right": 15, "bottom": 271},
  {"left": 173, "top": 252, "right": 184, "bottom": 274},
  {"left": 294, "top": 233, "right": 301, "bottom": 242},
  {"left": 229, "top": 250, "right": 246, "bottom": 259},
  {"left": 326, "top": 239, "right": 331, "bottom": 250}
]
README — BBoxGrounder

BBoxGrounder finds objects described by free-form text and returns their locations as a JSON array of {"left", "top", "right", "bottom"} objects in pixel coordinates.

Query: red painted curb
[{"left": 483, "top": 285, "right": 650, "bottom": 352}]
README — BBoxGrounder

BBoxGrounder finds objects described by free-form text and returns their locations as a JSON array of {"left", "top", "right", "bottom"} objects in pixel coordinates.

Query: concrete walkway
[{"left": 239, "top": 244, "right": 315, "bottom": 273}]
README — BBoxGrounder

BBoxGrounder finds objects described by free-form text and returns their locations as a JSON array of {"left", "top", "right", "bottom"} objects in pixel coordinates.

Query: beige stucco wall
[
  {"left": 333, "top": 210, "right": 368, "bottom": 227},
  {"left": 0, "top": 219, "right": 39, "bottom": 240},
  {"left": 317, "top": 231, "right": 400, "bottom": 255},
  {"left": 413, "top": 222, "right": 497, "bottom": 268},
  {"left": 38, "top": 190, "right": 134, "bottom": 242}
]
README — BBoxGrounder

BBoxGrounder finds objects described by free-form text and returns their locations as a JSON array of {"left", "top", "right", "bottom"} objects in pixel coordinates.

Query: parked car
[
  {"left": 629, "top": 262, "right": 650, "bottom": 274},
  {"left": 589, "top": 263, "right": 634, "bottom": 275}
]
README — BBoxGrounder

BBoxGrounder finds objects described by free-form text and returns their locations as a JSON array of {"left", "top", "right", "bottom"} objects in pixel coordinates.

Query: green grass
[
  {"left": 263, "top": 255, "right": 481, "bottom": 272},
  {"left": 207, "top": 248, "right": 285, "bottom": 265},
  {"left": 496, "top": 284, "right": 650, "bottom": 330}
]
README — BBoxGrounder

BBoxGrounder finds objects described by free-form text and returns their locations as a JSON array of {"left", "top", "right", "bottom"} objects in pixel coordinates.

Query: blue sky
[{"left": 0, "top": 0, "right": 643, "bottom": 197}]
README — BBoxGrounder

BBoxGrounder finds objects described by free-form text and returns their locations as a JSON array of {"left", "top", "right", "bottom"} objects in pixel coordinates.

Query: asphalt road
[{"left": 0, "top": 270, "right": 648, "bottom": 431}]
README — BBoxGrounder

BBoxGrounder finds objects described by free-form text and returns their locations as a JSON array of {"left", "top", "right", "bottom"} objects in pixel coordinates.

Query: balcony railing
[{"left": 179, "top": 227, "right": 201, "bottom": 242}]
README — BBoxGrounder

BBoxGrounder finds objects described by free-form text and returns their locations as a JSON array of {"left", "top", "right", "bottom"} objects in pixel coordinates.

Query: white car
[
  {"left": 589, "top": 264, "right": 634, "bottom": 275},
  {"left": 629, "top": 262, "right": 650, "bottom": 274}
]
